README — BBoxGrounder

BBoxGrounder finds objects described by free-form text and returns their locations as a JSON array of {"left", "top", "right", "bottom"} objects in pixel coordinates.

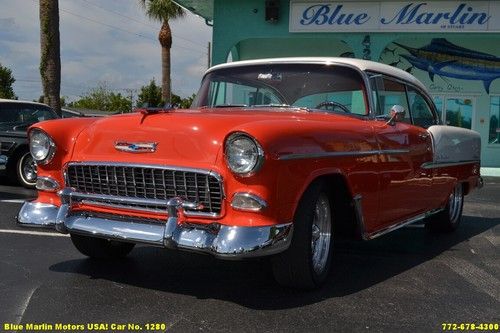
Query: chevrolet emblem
[{"left": 114, "top": 141, "right": 158, "bottom": 153}]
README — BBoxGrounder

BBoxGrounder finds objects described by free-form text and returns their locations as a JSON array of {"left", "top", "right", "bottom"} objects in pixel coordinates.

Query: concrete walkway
[{"left": 481, "top": 167, "right": 500, "bottom": 177}]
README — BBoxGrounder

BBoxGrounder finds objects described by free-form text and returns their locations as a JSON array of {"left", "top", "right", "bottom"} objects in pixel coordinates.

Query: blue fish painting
[{"left": 393, "top": 39, "right": 500, "bottom": 93}]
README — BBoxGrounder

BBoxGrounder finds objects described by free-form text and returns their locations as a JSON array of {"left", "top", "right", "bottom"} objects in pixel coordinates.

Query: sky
[{"left": 0, "top": 0, "right": 212, "bottom": 102}]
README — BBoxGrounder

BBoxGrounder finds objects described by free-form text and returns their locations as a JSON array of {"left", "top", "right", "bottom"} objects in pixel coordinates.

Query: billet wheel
[
  {"left": 16, "top": 151, "right": 37, "bottom": 189},
  {"left": 271, "top": 181, "right": 334, "bottom": 289},
  {"left": 425, "top": 183, "right": 464, "bottom": 232}
]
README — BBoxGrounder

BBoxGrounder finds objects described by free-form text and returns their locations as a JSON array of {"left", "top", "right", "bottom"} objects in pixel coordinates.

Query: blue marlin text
[
  {"left": 299, "top": 3, "right": 490, "bottom": 27},
  {"left": 381, "top": 3, "right": 490, "bottom": 25},
  {"left": 300, "top": 5, "right": 370, "bottom": 25}
]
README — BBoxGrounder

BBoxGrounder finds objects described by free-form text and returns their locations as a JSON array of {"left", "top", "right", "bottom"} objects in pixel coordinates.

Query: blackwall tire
[
  {"left": 71, "top": 234, "right": 135, "bottom": 259},
  {"left": 271, "top": 181, "right": 334, "bottom": 289},
  {"left": 16, "top": 151, "right": 37, "bottom": 189},
  {"left": 425, "top": 183, "right": 464, "bottom": 233}
]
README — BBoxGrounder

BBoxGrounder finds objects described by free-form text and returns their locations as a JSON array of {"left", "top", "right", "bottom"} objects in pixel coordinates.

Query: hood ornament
[{"left": 115, "top": 141, "right": 158, "bottom": 153}]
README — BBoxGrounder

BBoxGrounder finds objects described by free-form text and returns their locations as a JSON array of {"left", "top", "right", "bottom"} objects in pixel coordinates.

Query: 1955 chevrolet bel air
[{"left": 18, "top": 58, "right": 482, "bottom": 288}]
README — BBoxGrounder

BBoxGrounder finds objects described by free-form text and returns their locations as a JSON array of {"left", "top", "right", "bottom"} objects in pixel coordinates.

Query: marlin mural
[{"left": 393, "top": 38, "right": 500, "bottom": 94}]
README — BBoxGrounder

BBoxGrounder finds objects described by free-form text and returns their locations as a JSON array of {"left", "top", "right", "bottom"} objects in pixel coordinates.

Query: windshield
[
  {"left": 192, "top": 63, "right": 368, "bottom": 115},
  {"left": 0, "top": 103, "right": 58, "bottom": 131}
]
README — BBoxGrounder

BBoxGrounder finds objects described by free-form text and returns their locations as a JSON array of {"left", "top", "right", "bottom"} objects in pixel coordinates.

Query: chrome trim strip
[
  {"left": 366, "top": 208, "right": 443, "bottom": 240},
  {"left": 421, "top": 160, "right": 480, "bottom": 169},
  {"left": 278, "top": 149, "right": 409, "bottom": 161},
  {"left": 69, "top": 191, "right": 172, "bottom": 207},
  {"left": 17, "top": 202, "right": 59, "bottom": 227},
  {"left": 381, "top": 149, "right": 411, "bottom": 155},
  {"left": 17, "top": 199, "right": 293, "bottom": 259},
  {"left": 58, "top": 190, "right": 217, "bottom": 218},
  {"left": 78, "top": 199, "right": 219, "bottom": 218}
]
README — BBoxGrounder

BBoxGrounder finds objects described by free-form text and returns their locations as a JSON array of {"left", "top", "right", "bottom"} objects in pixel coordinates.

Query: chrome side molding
[
  {"left": 352, "top": 193, "right": 443, "bottom": 240},
  {"left": 278, "top": 149, "right": 410, "bottom": 161},
  {"left": 421, "top": 160, "right": 480, "bottom": 169}
]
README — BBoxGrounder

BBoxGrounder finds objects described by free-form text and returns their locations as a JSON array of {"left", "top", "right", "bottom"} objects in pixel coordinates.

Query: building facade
[{"left": 176, "top": 0, "right": 500, "bottom": 167}]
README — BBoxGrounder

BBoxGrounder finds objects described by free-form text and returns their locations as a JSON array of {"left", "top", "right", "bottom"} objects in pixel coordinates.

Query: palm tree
[
  {"left": 39, "top": 0, "right": 61, "bottom": 116},
  {"left": 140, "top": 0, "right": 185, "bottom": 104}
]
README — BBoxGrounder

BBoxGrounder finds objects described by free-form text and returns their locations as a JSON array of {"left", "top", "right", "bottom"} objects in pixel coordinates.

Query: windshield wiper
[
  {"left": 211, "top": 104, "right": 248, "bottom": 108},
  {"left": 251, "top": 104, "right": 291, "bottom": 108}
]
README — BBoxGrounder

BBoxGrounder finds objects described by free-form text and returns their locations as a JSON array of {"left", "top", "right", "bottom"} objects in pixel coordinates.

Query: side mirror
[{"left": 387, "top": 105, "right": 406, "bottom": 125}]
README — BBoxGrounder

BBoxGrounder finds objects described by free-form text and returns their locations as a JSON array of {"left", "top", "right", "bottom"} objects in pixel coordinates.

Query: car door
[{"left": 370, "top": 77, "right": 434, "bottom": 227}]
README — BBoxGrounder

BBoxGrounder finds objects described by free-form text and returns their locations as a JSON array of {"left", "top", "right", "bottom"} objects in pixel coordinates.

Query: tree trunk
[
  {"left": 39, "top": 0, "right": 61, "bottom": 116},
  {"left": 158, "top": 20, "right": 172, "bottom": 104}
]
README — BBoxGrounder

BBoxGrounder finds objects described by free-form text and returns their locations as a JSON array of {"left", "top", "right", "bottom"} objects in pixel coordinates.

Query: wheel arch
[{"left": 292, "top": 170, "right": 358, "bottom": 240}]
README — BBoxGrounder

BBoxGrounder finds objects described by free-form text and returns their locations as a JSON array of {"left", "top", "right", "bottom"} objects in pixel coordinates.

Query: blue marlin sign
[
  {"left": 289, "top": 1, "right": 499, "bottom": 32},
  {"left": 394, "top": 39, "right": 500, "bottom": 93}
]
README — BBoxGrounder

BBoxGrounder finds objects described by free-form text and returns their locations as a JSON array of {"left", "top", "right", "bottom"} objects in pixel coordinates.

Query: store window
[{"left": 490, "top": 96, "right": 500, "bottom": 145}]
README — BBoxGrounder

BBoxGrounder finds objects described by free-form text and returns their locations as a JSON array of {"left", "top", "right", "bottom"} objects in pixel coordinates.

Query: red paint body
[{"left": 30, "top": 107, "right": 480, "bottom": 237}]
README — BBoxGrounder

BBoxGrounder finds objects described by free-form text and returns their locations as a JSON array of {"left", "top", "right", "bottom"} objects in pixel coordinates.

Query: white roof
[
  {"left": 0, "top": 98, "right": 50, "bottom": 107},
  {"left": 207, "top": 57, "right": 427, "bottom": 92}
]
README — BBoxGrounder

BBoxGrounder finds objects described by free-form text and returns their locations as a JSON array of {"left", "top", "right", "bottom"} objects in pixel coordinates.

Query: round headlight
[
  {"left": 225, "top": 133, "right": 264, "bottom": 176},
  {"left": 29, "top": 129, "right": 56, "bottom": 164}
]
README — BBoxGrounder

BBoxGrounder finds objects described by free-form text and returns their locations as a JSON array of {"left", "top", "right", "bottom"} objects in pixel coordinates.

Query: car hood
[{"left": 70, "top": 108, "right": 362, "bottom": 167}]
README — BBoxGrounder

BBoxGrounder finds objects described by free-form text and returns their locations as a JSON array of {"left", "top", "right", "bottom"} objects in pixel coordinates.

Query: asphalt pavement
[{"left": 0, "top": 177, "right": 498, "bottom": 333}]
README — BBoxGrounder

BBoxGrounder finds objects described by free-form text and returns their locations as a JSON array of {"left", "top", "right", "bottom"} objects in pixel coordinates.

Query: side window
[
  {"left": 407, "top": 87, "right": 436, "bottom": 128},
  {"left": 370, "top": 77, "right": 411, "bottom": 123},
  {"left": 30, "top": 105, "right": 58, "bottom": 121}
]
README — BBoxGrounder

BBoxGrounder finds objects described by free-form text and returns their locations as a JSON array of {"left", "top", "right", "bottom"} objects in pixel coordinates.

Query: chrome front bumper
[{"left": 17, "top": 189, "right": 293, "bottom": 259}]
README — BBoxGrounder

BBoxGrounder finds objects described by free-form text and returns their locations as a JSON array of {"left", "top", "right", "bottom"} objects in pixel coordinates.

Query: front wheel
[
  {"left": 16, "top": 151, "right": 37, "bottom": 189},
  {"left": 425, "top": 183, "right": 464, "bottom": 232},
  {"left": 71, "top": 234, "right": 135, "bottom": 259},
  {"left": 271, "top": 181, "right": 334, "bottom": 289}
]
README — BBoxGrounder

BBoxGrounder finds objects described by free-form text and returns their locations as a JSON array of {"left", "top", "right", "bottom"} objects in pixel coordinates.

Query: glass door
[{"left": 432, "top": 95, "right": 474, "bottom": 129}]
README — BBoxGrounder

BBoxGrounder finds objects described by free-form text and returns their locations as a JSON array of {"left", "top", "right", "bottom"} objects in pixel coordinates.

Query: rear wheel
[
  {"left": 71, "top": 234, "right": 135, "bottom": 259},
  {"left": 271, "top": 181, "right": 334, "bottom": 289},
  {"left": 425, "top": 183, "right": 464, "bottom": 232},
  {"left": 15, "top": 150, "right": 37, "bottom": 189}
]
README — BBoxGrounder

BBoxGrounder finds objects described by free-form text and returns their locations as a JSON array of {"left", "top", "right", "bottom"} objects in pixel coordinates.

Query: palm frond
[{"left": 139, "top": 0, "right": 185, "bottom": 22}]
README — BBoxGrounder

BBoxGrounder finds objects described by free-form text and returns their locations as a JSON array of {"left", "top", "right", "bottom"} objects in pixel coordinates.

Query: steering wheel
[{"left": 315, "top": 101, "right": 350, "bottom": 113}]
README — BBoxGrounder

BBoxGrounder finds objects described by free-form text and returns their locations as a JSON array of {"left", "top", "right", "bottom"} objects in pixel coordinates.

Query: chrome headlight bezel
[
  {"left": 29, "top": 129, "right": 56, "bottom": 165},
  {"left": 224, "top": 132, "right": 264, "bottom": 177}
]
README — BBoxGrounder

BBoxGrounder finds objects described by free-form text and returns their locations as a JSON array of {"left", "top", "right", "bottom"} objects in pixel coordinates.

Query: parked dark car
[
  {"left": 0, "top": 99, "right": 59, "bottom": 188},
  {"left": 61, "top": 108, "right": 110, "bottom": 118}
]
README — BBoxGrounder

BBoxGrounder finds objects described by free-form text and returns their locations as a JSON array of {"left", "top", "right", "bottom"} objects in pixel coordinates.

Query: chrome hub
[{"left": 311, "top": 193, "right": 332, "bottom": 275}]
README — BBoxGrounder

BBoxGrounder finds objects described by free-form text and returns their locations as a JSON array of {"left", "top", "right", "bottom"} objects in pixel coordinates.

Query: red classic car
[{"left": 18, "top": 58, "right": 482, "bottom": 288}]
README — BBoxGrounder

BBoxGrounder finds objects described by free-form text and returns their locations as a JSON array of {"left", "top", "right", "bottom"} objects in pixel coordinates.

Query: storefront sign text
[{"left": 290, "top": 1, "right": 500, "bottom": 32}]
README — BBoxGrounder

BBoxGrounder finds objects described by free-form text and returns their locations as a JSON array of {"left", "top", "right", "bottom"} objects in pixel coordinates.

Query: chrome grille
[{"left": 65, "top": 163, "right": 223, "bottom": 216}]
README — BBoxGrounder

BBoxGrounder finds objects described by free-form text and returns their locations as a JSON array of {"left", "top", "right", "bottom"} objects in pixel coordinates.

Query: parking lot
[{"left": 0, "top": 177, "right": 498, "bottom": 333}]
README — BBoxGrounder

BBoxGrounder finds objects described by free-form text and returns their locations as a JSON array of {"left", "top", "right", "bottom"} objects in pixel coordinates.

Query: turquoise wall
[{"left": 211, "top": 0, "right": 500, "bottom": 167}]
